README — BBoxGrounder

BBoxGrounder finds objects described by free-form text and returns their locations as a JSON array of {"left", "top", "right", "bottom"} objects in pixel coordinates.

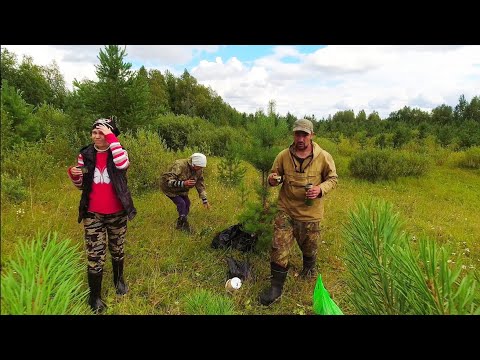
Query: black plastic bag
[
  {"left": 211, "top": 224, "right": 257, "bottom": 252},
  {"left": 226, "top": 256, "right": 252, "bottom": 281}
]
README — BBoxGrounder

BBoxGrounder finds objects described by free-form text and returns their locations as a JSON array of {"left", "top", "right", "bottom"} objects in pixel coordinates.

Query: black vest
[{"left": 77, "top": 144, "right": 137, "bottom": 223}]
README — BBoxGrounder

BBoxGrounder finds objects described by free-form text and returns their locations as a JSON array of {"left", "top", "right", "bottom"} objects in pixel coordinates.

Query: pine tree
[
  {"left": 94, "top": 45, "right": 133, "bottom": 122},
  {"left": 218, "top": 142, "right": 246, "bottom": 186}
]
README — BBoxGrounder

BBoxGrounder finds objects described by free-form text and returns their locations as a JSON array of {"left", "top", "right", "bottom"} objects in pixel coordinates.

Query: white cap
[{"left": 191, "top": 153, "right": 207, "bottom": 167}]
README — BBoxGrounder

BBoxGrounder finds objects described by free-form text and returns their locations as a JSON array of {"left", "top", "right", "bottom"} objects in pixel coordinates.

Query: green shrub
[
  {"left": 218, "top": 156, "right": 246, "bottom": 186},
  {"left": 183, "top": 288, "right": 235, "bottom": 315},
  {"left": 349, "top": 150, "right": 391, "bottom": 181},
  {"left": 238, "top": 200, "right": 276, "bottom": 253},
  {"left": 1, "top": 105, "right": 15, "bottom": 152},
  {"left": 32, "top": 103, "right": 74, "bottom": 139},
  {"left": 458, "top": 146, "right": 480, "bottom": 169},
  {"left": 349, "top": 149, "right": 430, "bottom": 182},
  {"left": 121, "top": 129, "right": 176, "bottom": 195},
  {"left": 42, "top": 134, "right": 79, "bottom": 167},
  {"left": 237, "top": 180, "right": 250, "bottom": 206},
  {"left": 316, "top": 137, "right": 339, "bottom": 157},
  {"left": 393, "top": 237, "right": 479, "bottom": 315},
  {"left": 1, "top": 232, "right": 89, "bottom": 315},
  {"left": 429, "top": 147, "right": 454, "bottom": 166},
  {"left": 343, "top": 199, "right": 407, "bottom": 314},
  {"left": 338, "top": 135, "right": 360, "bottom": 157},
  {"left": 153, "top": 114, "right": 250, "bottom": 157},
  {"left": 189, "top": 125, "right": 246, "bottom": 157},
  {"left": 399, "top": 151, "right": 430, "bottom": 177},
  {"left": 2, "top": 141, "right": 56, "bottom": 187},
  {"left": 445, "top": 151, "right": 465, "bottom": 168},
  {"left": 31, "top": 104, "right": 80, "bottom": 166},
  {"left": 0, "top": 173, "right": 28, "bottom": 204},
  {"left": 153, "top": 114, "right": 197, "bottom": 151},
  {"left": 0, "top": 80, "right": 38, "bottom": 143},
  {"left": 217, "top": 144, "right": 247, "bottom": 187}
]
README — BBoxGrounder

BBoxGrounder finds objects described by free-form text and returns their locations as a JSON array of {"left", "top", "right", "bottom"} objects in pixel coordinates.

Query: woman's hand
[
  {"left": 70, "top": 166, "right": 84, "bottom": 177},
  {"left": 96, "top": 124, "right": 112, "bottom": 136}
]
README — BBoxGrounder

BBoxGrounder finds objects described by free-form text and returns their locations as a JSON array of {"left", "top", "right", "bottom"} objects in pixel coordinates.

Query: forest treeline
[
  {"left": 2, "top": 45, "right": 479, "bottom": 155},
  {"left": 2, "top": 46, "right": 480, "bottom": 316}
]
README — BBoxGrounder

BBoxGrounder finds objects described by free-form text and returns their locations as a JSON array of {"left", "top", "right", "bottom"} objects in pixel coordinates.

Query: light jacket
[{"left": 271, "top": 141, "right": 337, "bottom": 221}]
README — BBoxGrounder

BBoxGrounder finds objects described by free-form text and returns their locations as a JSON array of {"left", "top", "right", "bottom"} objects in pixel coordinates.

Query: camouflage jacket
[{"left": 160, "top": 158, "right": 207, "bottom": 202}]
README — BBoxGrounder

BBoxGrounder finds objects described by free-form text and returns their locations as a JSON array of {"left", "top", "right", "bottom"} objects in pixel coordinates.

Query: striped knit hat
[{"left": 92, "top": 117, "right": 120, "bottom": 136}]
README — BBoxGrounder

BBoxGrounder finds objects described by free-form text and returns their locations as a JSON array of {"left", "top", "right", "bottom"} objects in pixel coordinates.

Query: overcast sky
[{"left": 3, "top": 45, "right": 480, "bottom": 119}]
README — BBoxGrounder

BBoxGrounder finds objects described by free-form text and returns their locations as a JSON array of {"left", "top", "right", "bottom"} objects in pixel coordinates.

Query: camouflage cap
[{"left": 293, "top": 118, "right": 314, "bottom": 134}]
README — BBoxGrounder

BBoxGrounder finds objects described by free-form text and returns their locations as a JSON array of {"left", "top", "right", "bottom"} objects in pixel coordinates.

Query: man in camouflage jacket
[{"left": 161, "top": 153, "right": 210, "bottom": 232}]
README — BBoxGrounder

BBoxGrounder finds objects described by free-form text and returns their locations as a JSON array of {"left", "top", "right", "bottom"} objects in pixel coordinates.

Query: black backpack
[{"left": 211, "top": 224, "right": 257, "bottom": 252}]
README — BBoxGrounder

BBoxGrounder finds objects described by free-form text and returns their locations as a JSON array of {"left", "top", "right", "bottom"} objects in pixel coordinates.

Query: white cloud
[
  {"left": 2, "top": 45, "right": 220, "bottom": 89},
  {"left": 3, "top": 45, "right": 479, "bottom": 119},
  {"left": 191, "top": 45, "right": 480, "bottom": 119},
  {"left": 3, "top": 45, "right": 100, "bottom": 87},
  {"left": 304, "top": 45, "right": 390, "bottom": 74},
  {"left": 127, "top": 45, "right": 220, "bottom": 65},
  {"left": 192, "top": 56, "right": 246, "bottom": 81}
]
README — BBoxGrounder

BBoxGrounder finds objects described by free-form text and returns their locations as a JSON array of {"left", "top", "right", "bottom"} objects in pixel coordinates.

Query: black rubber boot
[
  {"left": 87, "top": 271, "right": 106, "bottom": 313},
  {"left": 112, "top": 258, "right": 128, "bottom": 295},
  {"left": 259, "top": 262, "right": 288, "bottom": 306},
  {"left": 299, "top": 255, "right": 317, "bottom": 279},
  {"left": 176, "top": 216, "right": 184, "bottom": 230},
  {"left": 180, "top": 215, "right": 193, "bottom": 233}
]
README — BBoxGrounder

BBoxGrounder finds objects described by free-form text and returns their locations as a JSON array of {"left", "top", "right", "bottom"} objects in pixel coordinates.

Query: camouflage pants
[
  {"left": 270, "top": 211, "right": 321, "bottom": 268},
  {"left": 83, "top": 211, "right": 128, "bottom": 274}
]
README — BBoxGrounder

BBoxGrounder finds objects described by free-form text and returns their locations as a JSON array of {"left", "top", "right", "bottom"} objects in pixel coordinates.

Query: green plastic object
[{"left": 312, "top": 274, "right": 343, "bottom": 315}]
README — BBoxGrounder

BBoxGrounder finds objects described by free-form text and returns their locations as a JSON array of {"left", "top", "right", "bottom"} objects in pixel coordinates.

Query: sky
[{"left": 3, "top": 45, "right": 480, "bottom": 119}]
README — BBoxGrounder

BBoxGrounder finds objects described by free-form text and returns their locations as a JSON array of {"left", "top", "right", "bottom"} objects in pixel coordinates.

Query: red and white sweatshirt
[{"left": 68, "top": 133, "right": 130, "bottom": 215}]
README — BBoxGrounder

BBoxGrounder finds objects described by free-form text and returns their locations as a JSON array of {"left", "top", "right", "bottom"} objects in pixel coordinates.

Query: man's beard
[{"left": 295, "top": 141, "right": 307, "bottom": 150}]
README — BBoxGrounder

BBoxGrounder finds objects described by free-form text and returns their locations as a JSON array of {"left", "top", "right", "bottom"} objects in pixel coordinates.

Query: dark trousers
[{"left": 168, "top": 195, "right": 191, "bottom": 217}]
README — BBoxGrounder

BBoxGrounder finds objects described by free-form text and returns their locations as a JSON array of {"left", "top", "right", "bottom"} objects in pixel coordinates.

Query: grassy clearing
[{"left": 1, "top": 150, "right": 479, "bottom": 314}]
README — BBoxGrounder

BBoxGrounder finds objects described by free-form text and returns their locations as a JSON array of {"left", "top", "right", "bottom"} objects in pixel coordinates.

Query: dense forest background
[{"left": 2, "top": 45, "right": 479, "bottom": 157}]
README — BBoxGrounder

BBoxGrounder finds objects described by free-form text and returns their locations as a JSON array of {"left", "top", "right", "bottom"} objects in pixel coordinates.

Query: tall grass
[
  {"left": 182, "top": 288, "right": 235, "bottom": 315},
  {"left": 343, "top": 199, "right": 479, "bottom": 314},
  {"left": 1, "top": 232, "right": 89, "bottom": 315},
  {"left": 458, "top": 146, "right": 480, "bottom": 169}
]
